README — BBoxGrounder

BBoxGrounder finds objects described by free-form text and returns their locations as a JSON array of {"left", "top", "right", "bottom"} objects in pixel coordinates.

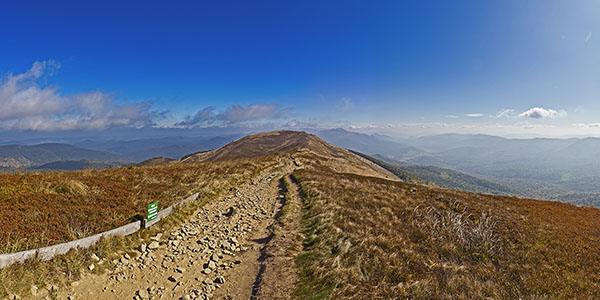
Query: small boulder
[
  {"left": 148, "top": 241, "right": 160, "bottom": 250},
  {"left": 137, "top": 289, "right": 150, "bottom": 299},
  {"left": 150, "top": 233, "right": 163, "bottom": 241},
  {"left": 207, "top": 260, "right": 216, "bottom": 270}
]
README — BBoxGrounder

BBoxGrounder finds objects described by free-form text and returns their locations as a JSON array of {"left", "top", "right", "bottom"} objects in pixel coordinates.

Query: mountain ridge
[
  {"left": 182, "top": 130, "right": 399, "bottom": 180},
  {"left": 0, "top": 143, "right": 127, "bottom": 169}
]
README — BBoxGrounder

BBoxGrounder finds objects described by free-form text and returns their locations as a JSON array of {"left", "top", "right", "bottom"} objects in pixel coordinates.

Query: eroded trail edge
[{"left": 251, "top": 175, "right": 304, "bottom": 300}]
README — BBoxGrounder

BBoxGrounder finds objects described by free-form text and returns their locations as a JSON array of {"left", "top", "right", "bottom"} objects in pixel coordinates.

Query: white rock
[
  {"left": 30, "top": 285, "right": 38, "bottom": 296},
  {"left": 137, "top": 289, "right": 150, "bottom": 299},
  {"left": 148, "top": 241, "right": 160, "bottom": 250},
  {"left": 207, "top": 260, "right": 216, "bottom": 270}
]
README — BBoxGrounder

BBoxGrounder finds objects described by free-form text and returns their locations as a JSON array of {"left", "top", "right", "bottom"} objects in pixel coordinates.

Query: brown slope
[
  {"left": 292, "top": 168, "right": 600, "bottom": 299},
  {"left": 136, "top": 156, "right": 177, "bottom": 167},
  {"left": 181, "top": 130, "right": 398, "bottom": 180}
]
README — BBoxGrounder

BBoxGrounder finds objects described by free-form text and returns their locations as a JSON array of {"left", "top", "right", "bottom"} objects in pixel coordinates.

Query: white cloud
[
  {"left": 0, "top": 61, "right": 64, "bottom": 120},
  {"left": 444, "top": 115, "right": 458, "bottom": 118},
  {"left": 283, "top": 119, "right": 319, "bottom": 128},
  {"left": 519, "top": 107, "right": 567, "bottom": 119},
  {"left": 465, "top": 113, "right": 485, "bottom": 117},
  {"left": 491, "top": 108, "right": 516, "bottom": 118},
  {"left": 586, "top": 31, "right": 593, "bottom": 42},
  {"left": 218, "top": 104, "right": 290, "bottom": 123},
  {"left": 175, "top": 107, "right": 216, "bottom": 127},
  {"left": 176, "top": 104, "right": 291, "bottom": 128},
  {"left": 0, "top": 61, "right": 154, "bottom": 131}
]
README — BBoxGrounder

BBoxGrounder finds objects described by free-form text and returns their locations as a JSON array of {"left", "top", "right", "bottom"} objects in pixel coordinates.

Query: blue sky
[{"left": 0, "top": 0, "right": 598, "bottom": 139}]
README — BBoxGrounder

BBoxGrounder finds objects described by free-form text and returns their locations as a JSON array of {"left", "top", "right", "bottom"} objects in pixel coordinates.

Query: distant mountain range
[
  {"left": 311, "top": 128, "right": 424, "bottom": 160},
  {"left": 30, "top": 160, "right": 126, "bottom": 171},
  {"left": 310, "top": 129, "right": 600, "bottom": 207},
  {"left": 73, "top": 136, "right": 237, "bottom": 161},
  {"left": 3, "top": 128, "right": 600, "bottom": 207},
  {"left": 0, "top": 143, "right": 127, "bottom": 169},
  {"left": 0, "top": 135, "right": 239, "bottom": 171},
  {"left": 353, "top": 151, "right": 519, "bottom": 196}
]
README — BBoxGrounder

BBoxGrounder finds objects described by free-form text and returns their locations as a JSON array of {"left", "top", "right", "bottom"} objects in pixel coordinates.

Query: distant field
[
  {"left": 0, "top": 158, "right": 273, "bottom": 253},
  {"left": 293, "top": 167, "right": 600, "bottom": 299}
]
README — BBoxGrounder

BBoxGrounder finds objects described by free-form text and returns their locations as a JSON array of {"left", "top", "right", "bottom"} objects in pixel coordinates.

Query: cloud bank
[
  {"left": 519, "top": 107, "right": 567, "bottom": 119},
  {"left": 0, "top": 61, "right": 154, "bottom": 131},
  {"left": 176, "top": 104, "right": 291, "bottom": 128}
]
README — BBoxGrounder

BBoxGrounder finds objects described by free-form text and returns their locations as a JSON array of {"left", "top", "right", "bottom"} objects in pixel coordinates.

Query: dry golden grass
[
  {"left": 0, "top": 156, "right": 280, "bottom": 298},
  {"left": 0, "top": 183, "right": 219, "bottom": 299},
  {"left": 0, "top": 157, "right": 276, "bottom": 253},
  {"left": 293, "top": 166, "right": 600, "bottom": 299}
]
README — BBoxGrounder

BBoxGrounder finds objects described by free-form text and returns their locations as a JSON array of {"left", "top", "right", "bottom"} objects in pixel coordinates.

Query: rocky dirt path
[
  {"left": 252, "top": 175, "right": 304, "bottom": 300},
  {"left": 51, "top": 158, "right": 299, "bottom": 300}
]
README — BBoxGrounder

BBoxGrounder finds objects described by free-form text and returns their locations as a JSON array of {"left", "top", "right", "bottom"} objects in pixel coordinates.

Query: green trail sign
[{"left": 147, "top": 201, "right": 159, "bottom": 222}]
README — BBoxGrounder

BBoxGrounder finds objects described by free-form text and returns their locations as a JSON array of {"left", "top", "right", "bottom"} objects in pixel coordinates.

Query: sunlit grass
[
  {"left": 0, "top": 156, "right": 279, "bottom": 298},
  {"left": 293, "top": 165, "right": 600, "bottom": 299}
]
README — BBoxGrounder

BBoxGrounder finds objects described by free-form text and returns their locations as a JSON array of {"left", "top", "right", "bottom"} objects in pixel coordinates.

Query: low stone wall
[{"left": 0, "top": 192, "right": 200, "bottom": 269}]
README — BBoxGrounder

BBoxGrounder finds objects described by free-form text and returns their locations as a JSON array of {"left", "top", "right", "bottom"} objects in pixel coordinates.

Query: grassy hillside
[
  {"left": 0, "top": 131, "right": 392, "bottom": 254},
  {"left": 0, "top": 157, "right": 274, "bottom": 253},
  {"left": 293, "top": 167, "right": 600, "bottom": 299},
  {"left": 4, "top": 130, "right": 600, "bottom": 299},
  {"left": 184, "top": 130, "right": 397, "bottom": 180}
]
